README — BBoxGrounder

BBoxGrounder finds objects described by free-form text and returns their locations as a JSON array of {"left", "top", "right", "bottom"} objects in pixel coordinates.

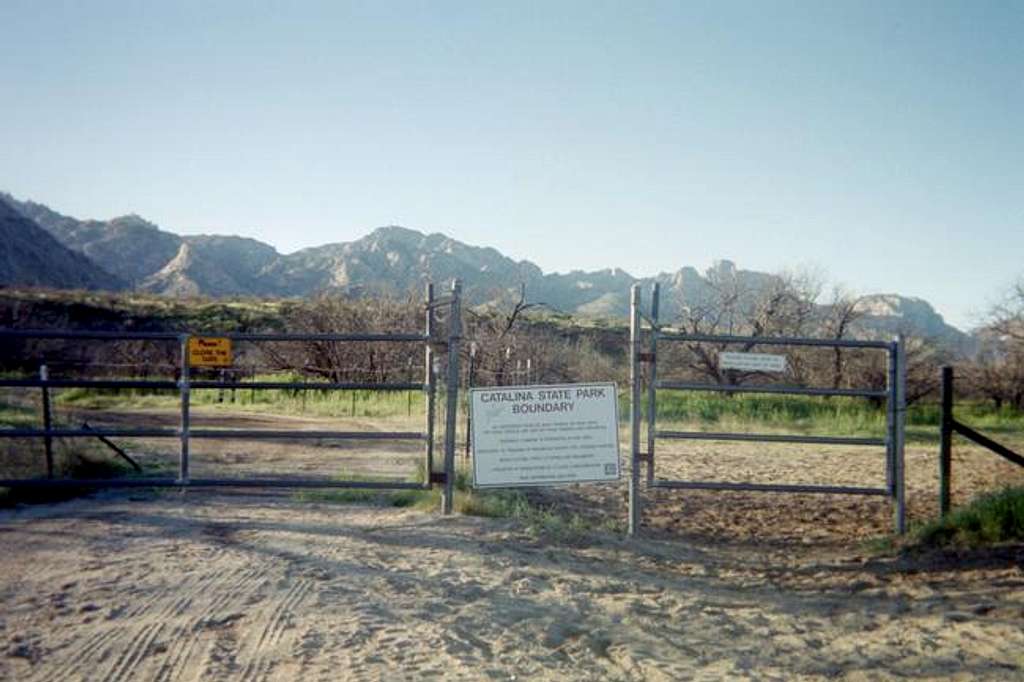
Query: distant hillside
[
  {"left": 1, "top": 192, "right": 968, "bottom": 350},
  {"left": 0, "top": 197, "right": 125, "bottom": 292},
  {"left": 5, "top": 194, "right": 278, "bottom": 295}
]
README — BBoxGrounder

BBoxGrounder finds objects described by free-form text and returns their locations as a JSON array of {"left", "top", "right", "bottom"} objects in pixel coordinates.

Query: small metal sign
[
  {"left": 188, "top": 337, "right": 233, "bottom": 367},
  {"left": 719, "top": 351, "right": 787, "bottom": 373}
]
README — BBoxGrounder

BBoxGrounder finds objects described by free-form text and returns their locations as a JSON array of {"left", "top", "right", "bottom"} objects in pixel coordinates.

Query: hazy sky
[{"left": 1, "top": 1, "right": 1021, "bottom": 328}]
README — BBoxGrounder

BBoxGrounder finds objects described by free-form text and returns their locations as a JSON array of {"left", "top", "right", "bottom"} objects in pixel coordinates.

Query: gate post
[
  {"left": 894, "top": 334, "right": 907, "bottom": 534},
  {"left": 885, "top": 341, "right": 897, "bottom": 493},
  {"left": 939, "top": 365, "right": 953, "bottom": 516},
  {"left": 424, "top": 283, "right": 436, "bottom": 482},
  {"left": 628, "top": 285, "right": 642, "bottom": 536},
  {"left": 442, "top": 280, "right": 462, "bottom": 515},
  {"left": 646, "top": 284, "right": 659, "bottom": 485},
  {"left": 40, "top": 364, "right": 54, "bottom": 479},
  {"left": 178, "top": 334, "right": 191, "bottom": 485}
]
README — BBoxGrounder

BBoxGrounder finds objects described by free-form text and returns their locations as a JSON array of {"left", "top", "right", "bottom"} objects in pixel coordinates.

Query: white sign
[
  {"left": 719, "top": 351, "right": 788, "bottom": 373},
  {"left": 470, "top": 382, "right": 621, "bottom": 488}
]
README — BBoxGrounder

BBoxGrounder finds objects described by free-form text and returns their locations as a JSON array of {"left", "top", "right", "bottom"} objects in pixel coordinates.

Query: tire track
[
  {"left": 237, "top": 579, "right": 314, "bottom": 682},
  {"left": 31, "top": 628, "right": 121, "bottom": 682},
  {"left": 66, "top": 566, "right": 232, "bottom": 682},
  {"left": 103, "top": 620, "right": 167, "bottom": 682},
  {"left": 151, "top": 564, "right": 267, "bottom": 682},
  {"left": 103, "top": 583, "right": 213, "bottom": 682},
  {"left": 124, "top": 567, "right": 205, "bottom": 619},
  {"left": 33, "top": 582, "right": 199, "bottom": 682}
]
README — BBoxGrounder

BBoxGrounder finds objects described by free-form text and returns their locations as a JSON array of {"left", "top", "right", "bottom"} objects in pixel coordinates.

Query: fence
[
  {"left": 628, "top": 283, "right": 907, "bottom": 535},
  {"left": 939, "top": 365, "right": 1024, "bottom": 516},
  {"left": 0, "top": 281, "right": 464, "bottom": 514}
]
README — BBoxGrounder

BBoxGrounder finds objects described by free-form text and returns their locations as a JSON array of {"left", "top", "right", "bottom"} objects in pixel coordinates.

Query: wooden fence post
[{"left": 939, "top": 366, "right": 953, "bottom": 517}]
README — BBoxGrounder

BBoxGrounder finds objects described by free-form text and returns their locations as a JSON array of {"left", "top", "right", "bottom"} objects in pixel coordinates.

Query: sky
[{"left": 1, "top": 1, "right": 1021, "bottom": 329}]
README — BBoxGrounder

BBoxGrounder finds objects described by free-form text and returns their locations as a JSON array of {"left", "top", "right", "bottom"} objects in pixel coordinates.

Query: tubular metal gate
[
  {"left": 0, "top": 281, "right": 464, "bottom": 514},
  {"left": 628, "top": 284, "right": 907, "bottom": 535}
]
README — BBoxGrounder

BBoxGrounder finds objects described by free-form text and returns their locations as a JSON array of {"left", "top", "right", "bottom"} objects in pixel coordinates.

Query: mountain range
[{"left": 0, "top": 192, "right": 968, "bottom": 349}]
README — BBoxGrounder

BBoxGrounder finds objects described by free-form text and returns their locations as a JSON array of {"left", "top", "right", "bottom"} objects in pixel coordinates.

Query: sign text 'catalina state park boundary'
[{"left": 470, "top": 383, "right": 621, "bottom": 488}]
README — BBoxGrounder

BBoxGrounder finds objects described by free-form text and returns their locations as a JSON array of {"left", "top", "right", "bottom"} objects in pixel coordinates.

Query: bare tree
[
  {"left": 260, "top": 295, "right": 422, "bottom": 383},
  {"left": 990, "top": 278, "right": 1024, "bottom": 342},
  {"left": 464, "top": 283, "right": 554, "bottom": 386},
  {"left": 820, "top": 286, "right": 864, "bottom": 390},
  {"left": 965, "top": 278, "right": 1024, "bottom": 410},
  {"left": 669, "top": 266, "right": 822, "bottom": 386}
]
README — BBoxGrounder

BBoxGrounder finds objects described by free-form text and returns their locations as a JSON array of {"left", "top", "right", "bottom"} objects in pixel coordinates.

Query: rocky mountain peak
[{"left": 1, "top": 191, "right": 972, "bottom": 352}]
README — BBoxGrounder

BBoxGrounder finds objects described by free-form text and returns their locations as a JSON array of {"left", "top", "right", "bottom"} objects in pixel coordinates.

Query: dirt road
[
  {"left": 3, "top": 405, "right": 1024, "bottom": 679},
  {"left": 2, "top": 489, "right": 1023, "bottom": 681}
]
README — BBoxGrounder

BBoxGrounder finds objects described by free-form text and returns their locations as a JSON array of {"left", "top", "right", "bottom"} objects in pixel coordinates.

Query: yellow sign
[{"left": 188, "top": 337, "right": 233, "bottom": 367}]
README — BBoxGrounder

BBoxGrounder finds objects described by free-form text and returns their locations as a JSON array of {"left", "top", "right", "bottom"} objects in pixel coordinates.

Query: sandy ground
[
  {"left": 1, "top": 490, "right": 1023, "bottom": 681},
  {"left": 2, "top": 406, "right": 1024, "bottom": 680}
]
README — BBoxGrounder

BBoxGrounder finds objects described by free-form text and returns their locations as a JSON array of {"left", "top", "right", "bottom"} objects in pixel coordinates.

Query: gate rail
[
  {"left": 0, "top": 281, "right": 463, "bottom": 513},
  {"left": 629, "top": 283, "right": 907, "bottom": 536}
]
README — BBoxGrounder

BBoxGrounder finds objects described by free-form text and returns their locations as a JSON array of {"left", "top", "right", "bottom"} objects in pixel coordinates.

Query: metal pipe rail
[
  {"left": 0, "top": 477, "right": 429, "bottom": 490},
  {"left": 628, "top": 283, "right": 907, "bottom": 537},
  {"left": 655, "top": 431, "right": 886, "bottom": 447},
  {"left": 656, "top": 381, "right": 887, "bottom": 399},
  {"left": 656, "top": 332, "right": 891, "bottom": 349},
  {"left": 651, "top": 480, "right": 889, "bottom": 496},
  {"left": 188, "top": 381, "right": 426, "bottom": 391},
  {"left": 226, "top": 332, "right": 428, "bottom": 343},
  {"left": 0, "top": 329, "right": 428, "bottom": 343},
  {"left": 0, "top": 379, "right": 426, "bottom": 392},
  {"left": 0, "top": 379, "right": 180, "bottom": 390},
  {"left": 0, "top": 428, "right": 178, "bottom": 439},
  {"left": 0, "top": 428, "right": 425, "bottom": 440},
  {"left": 0, "top": 279, "right": 464, "bottom": 510},
  {"left": 0, "top": 330, "right": 181, "bottom": 340},
  {"left": 189, "top": 430, "right": 424, "bottom": 440}
]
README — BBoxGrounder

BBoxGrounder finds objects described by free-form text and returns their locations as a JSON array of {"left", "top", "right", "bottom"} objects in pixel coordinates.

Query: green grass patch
[
  {"left": 38, "top": 373, "right": 1024, "bottom": 445},
  {"left": 54, "top": 373, "right": 424, "bottom": 420},
  {"left": 624, "top": 392, "right": 1024, "bottom": 443},
  {"left": 913, "top": 487, "right": 1024, "bottom": 548},
  {"left": 0, "top": 400, "right": 38, "bottom": 429},
  {"left": 298, "top": 465, "right": 607, "bottom": 541}
]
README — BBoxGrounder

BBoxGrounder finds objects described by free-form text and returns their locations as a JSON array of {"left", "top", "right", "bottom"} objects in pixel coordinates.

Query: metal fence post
[
  {"left": 465, "top": 342, "right": 477, "bottom": 461},
  {"left": 442, "top": 280, "right": 462, "bottom": 514},
  {"left": 628, "top": 284, "right": 642, "bottom": 536},
  {"left": 179, "top": 334, "right": 191, "bottom": 484},
  {"left": 646, "top": 283, "right": 659, "bottom": 485},
  {"left": 885, "top": 342, "right": 897, "bottom": 493},
  {"left": 424, "top": 283, "right": 436, "bottom": 481},
  {"left": 939, "top": 365, "right": 953, "bottom": 517},
  {"left": 894, "top": 335, "right": 907, "bottom": 534},
  {"left": 40, "top": 364, "right": 54, "bottom": 479}
]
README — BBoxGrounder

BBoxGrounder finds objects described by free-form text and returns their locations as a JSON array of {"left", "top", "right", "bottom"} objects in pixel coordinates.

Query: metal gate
[
  {"left": 0, "top": 281, "right": 464, "bottom": 513},
  {"left": 628, "top": 284, "right": 907, "bottom": 535}
]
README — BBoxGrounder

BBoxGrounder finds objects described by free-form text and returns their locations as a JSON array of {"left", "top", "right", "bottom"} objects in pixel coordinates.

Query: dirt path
[
  {"left": 61, "top": 406, "right": 427, "bottom": 482},
  {"left": 2, "top": 490, "right": 1023, "bottom": 681},
  {"left": 4, "top": 405, "right": 1024, "bottom": 679}
]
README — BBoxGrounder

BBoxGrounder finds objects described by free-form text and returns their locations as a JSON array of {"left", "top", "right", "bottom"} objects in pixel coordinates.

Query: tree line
[{"left": 0, "top": 273, "right": 1021, "bottom": 412}]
